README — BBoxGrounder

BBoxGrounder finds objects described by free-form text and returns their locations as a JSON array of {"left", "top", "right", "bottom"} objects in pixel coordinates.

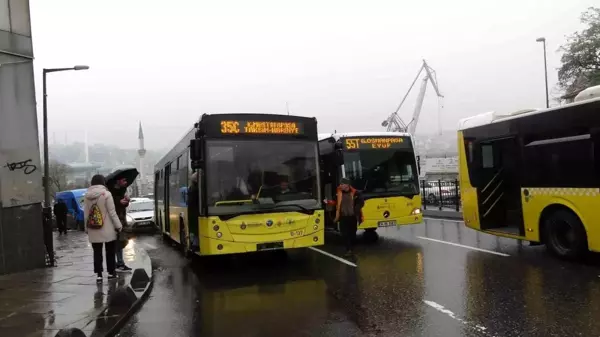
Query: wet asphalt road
[{"left": 118, "top": 218, "right": 600, "bottom": 337}]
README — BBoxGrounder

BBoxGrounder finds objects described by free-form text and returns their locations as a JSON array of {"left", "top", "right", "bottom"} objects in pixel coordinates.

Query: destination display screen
[
  {"left": 220, "top": 120, "right": 304, "bottom": 135},
  {"left": 342, "top": 137, "right": 411, "bottom": 150}
]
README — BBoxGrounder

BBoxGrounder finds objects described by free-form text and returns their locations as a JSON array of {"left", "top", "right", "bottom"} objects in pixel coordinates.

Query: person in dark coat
[
  {"left": 53, "top": 200, "right": 68, "bottom": 235},
  {"left": 108, "top": 177, "right": 132, "bottom": 271}
]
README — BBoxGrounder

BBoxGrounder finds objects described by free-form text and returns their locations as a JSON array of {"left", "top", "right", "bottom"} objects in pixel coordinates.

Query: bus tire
[
  {"left": 363, "top": 228, "right": 379, "bottom": 243},
  {"left": 543, "top": 209, "right": 588, "bottom": 259}
]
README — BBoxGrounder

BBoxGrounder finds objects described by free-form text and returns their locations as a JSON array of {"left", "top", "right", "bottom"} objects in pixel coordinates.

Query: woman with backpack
[{"left": 84, "top": 174, "right": 123, "bottom": 282}]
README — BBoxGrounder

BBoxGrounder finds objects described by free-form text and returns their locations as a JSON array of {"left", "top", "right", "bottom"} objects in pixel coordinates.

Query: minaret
[{"left": 137, "top": 122, "right": 146, "bottom": 196}]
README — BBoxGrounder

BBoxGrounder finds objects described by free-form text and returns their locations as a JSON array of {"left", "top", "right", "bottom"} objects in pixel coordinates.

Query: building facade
[{"left": 0, "top": 0, "right": 46, "bottom": 274}]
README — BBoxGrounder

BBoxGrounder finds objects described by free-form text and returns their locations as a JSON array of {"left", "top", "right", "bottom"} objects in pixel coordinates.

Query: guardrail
[{"left": 420, "top": 179, "right": 461, "bottom": 211}]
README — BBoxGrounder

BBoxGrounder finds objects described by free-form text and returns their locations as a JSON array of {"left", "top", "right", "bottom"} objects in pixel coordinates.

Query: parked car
[
  {"left": 125, "top": 197, "right": 156, "bottom": 232},
  {"left": 422, "top": 181, "right": 457, "bottom": 205}
]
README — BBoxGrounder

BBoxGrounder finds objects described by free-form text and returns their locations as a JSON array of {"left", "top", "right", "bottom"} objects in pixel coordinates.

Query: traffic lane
[
  {"left": 369, "top": 219, "right": 600, "bottom": 337},
  {"left": 119, "top": 235, "right": 365, "bottom": 337},
  {"left": 317, "top": 231, "right": 488, "bottom": 337}
]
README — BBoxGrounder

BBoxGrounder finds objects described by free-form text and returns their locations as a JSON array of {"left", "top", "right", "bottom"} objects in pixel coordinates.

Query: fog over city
[{"left": 31, "top": 0, "right": 597, "bottom": 151}]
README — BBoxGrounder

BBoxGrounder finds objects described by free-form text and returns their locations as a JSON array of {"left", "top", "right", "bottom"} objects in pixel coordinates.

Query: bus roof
[
  {"left": 318, "top": 131, "right": 412, "bottom": 142},
  {"left": 458, "top": 96, "right": 600, "bottom": 131}
]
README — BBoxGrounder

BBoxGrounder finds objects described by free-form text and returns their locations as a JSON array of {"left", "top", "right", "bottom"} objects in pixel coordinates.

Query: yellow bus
[
  {"left": 154, "top": 113, "right": 324, "bottom": 256},
  {"left": 457, "top": 86, "right": 600, "bottom": 258},
  {"left": 318, "top": 132, "right": 422, "bottom": 242}
]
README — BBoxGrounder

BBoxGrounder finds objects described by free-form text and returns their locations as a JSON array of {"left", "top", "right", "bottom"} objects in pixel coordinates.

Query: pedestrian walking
[
  {"left": 53, "top": 200, "right": 68, "bottom": 235},
  {"left": 108, "top": 177, "right": 132, "bottom": 271},
  {"left": 333, "top": 178, "right": 364, "bottom": 257},
  {"left": 84, "top": 174, "right": 123, "bottom": 282}
]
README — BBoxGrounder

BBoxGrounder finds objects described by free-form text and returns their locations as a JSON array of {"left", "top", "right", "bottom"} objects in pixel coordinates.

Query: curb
[
  {"left": 105, "top": 274, "right": 154, "bottom": 337},
  {"left": 55, "top": 247, "right": 154, "bottom": 337}
]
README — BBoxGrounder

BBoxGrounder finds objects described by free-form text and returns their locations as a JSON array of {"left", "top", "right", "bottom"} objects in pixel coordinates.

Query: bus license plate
[
  {"left": 378, "top": 220, "right": 396, "bottom": 227},
  {"left": 290, "top": 230, "right": 304, "bottom": 237}
]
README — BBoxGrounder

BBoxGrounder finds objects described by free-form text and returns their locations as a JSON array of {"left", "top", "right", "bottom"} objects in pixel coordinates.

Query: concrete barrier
[{"left": 423, "top": 209, "right": 463, "bottom": 220}]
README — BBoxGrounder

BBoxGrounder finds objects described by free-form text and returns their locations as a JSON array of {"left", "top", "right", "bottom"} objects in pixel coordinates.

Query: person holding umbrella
[{"left": 106, "top": 168, "right": 139, "bottom": 272}]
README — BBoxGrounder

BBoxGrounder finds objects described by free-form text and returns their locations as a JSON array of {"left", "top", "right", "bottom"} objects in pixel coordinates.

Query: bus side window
[
  {"left": 481, "top": 144, "right": 494, "bottom": 168},
  {"left": 467, "top": 141, "right": 474, "bottom": 164},
  {"left": 324, "top": 183, "right": 332, "bottom": 200}
]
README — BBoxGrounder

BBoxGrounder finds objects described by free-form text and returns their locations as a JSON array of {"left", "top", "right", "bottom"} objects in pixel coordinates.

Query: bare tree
[{"left": 48, "top": 161, "right": 72, "bottom": 194}]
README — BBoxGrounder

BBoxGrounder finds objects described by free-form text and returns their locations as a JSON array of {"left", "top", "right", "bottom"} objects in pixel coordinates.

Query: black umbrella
[{"left": 105, "top": 167, "right": 139, "bottom": 188}]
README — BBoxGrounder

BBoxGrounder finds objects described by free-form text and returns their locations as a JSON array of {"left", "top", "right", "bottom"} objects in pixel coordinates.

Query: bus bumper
[
  {"left": 358, "top": 214, "right": 423, "bottom": 230},
  {"left": 197, "top": 230, "right": 325, "bottom": 256}
]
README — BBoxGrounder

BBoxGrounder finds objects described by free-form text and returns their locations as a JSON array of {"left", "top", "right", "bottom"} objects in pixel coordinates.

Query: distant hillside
[{"left": 48, "top": 142, "right": 163, "bottom": 173}]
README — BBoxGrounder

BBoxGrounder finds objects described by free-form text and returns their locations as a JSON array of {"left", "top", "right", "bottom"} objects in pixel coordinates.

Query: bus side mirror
[{"left": 190, "top": 139, "right": 203, "bottom": 169}]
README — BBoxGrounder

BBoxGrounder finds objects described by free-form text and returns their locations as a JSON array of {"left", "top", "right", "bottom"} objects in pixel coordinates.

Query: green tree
[
  {"left": 48, "top": 161, "right": 72, "bottom": 195},
  {"left": 558, "top": 7, "right": 600, "bottom": 95}
]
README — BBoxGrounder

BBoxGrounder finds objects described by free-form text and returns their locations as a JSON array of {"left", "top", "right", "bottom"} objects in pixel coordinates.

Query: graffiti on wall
[{"left": 0, "top": 148, "right": 42, "bottom": 207}]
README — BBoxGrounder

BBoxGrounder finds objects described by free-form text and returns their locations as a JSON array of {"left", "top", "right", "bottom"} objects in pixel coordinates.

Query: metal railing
[{"left": 420, "top": 179, "right": 461, "bottom": 211}]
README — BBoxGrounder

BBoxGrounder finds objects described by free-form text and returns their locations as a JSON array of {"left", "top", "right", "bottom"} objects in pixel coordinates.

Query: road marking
[
  {"left": 308, "top": 247, "right": 357, "bottom": 267},
  {"left": 140, "top": 242, "right": 158, "bottom": 250},
  {"left": 423, "top": 217, "right": 463, "bottom": 223},
  {"left": 416, "top": 236, "right": 510, "bottom": 257},
  {"left": 423, "top": 300, "right": 496, "bottom": 336}
]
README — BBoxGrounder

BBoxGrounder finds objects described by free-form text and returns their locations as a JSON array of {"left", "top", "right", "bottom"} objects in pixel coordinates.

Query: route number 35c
[{"left": 221, "top": 121, "right": 240, "bottom": 134}]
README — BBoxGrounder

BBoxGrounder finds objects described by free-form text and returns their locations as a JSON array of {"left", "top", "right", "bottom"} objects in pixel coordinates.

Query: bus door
[
  {"left": 164, "top": 163, "right": 171, "bottom": 233},
  {"left": 477, "top": 137, "right": 524, "bottom": 234}
]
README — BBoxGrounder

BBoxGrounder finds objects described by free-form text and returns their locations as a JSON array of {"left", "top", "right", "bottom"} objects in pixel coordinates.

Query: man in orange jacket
[{"left": 333, "top": 178, "right": 364, "bottom": 256}]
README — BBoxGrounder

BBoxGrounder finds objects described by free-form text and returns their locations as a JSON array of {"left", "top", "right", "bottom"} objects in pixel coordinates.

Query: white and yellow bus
[
  {"left": 318, "top": 132, "right": 422, "bottom": 241},
  {"left": 457, "top": 85, "right": 600, "bottom": 258},
  {"left": 154, "top": 113, "right": 324, "bottom": 256}
]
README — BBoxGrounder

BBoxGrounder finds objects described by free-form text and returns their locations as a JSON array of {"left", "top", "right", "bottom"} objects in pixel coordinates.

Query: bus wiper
[{"left": 268, "top": 203, "right": 313, "bottom": 214}]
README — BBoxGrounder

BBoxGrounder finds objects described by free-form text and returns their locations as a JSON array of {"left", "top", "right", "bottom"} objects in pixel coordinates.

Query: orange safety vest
[{"left": 330, "top": 186, "right": 364, "bottom": 223}]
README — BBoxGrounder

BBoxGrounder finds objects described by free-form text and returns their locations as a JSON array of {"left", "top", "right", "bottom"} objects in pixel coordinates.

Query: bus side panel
[
  {"left": 359, "top": 195, "right": 422, "bottom": 229},
  {"left": 458, "top": 131, "right": 481, "bottom": 230},
  {"left": 520, "top": 188, "right": 600, "bottom": 251},
  {"left": 169, "top": 205, "right": 182, "bottom": 243}
]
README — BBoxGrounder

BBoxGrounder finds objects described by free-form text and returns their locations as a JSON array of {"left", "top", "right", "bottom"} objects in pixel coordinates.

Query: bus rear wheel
[
  {"left": 363, "top": 228, "right": 379, "bottom": 243},
  {"left": 543, "top": 209, "right": 588, "bottom": 259}
]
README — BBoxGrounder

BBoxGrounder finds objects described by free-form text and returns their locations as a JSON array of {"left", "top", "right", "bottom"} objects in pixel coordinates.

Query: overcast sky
[{"left": 30, "top": 0, "right": 597, "bottom": 151}]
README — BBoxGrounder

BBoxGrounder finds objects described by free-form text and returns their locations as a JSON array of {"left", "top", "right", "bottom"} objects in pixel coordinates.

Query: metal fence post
[
  {"left": 421, "top": 180, "right": 426, "bottom": 210},
  {"left": 438, "top": 179, "right": 443, "bottom": 211},
  {"left": 454, "top": 179, "right": 460, "bottom": 211}
]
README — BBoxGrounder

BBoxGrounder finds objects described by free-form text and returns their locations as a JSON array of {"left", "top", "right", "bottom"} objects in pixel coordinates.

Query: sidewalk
[{"left": 0, "top": 231, "right": 152, "bottom": 337}]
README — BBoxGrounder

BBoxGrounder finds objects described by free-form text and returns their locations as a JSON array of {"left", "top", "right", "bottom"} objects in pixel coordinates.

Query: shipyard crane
[{"left": 381, "top": 59, "right": 444, "bottom": 135}]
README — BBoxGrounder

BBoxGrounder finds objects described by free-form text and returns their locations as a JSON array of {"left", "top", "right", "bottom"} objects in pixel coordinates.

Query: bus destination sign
[
  {"left": 343, "top": 137, "right": 408, "bottom": 150},
  {"left": 220, "top": 120, "right": 304, "bottom": 135}
]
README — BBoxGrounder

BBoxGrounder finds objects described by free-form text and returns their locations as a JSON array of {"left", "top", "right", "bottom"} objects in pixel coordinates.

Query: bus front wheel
[
  {"left": 363, "top": 228, "right": 379, "bottom": 243},
  {"left": 543, "top": 209, "right": 588, "bottom": 259}
]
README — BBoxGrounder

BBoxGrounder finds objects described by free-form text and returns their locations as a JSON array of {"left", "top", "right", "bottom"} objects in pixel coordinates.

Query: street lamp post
[
  {"left": 41, "top": 65, "right": 89, "bottom": 266},
  {"left": 42, "top": 65, "right": 89, "bottom": 207},
  {"left": 536, "top": 37, "right": 549, "bottom": 108}
]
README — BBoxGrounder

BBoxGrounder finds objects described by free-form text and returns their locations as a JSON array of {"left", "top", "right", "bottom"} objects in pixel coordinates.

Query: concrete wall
[{"left": 0, "top": 0, "right": 45, "bottom": 274}]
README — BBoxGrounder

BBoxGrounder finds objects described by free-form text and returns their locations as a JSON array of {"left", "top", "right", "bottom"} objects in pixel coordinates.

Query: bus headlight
[
  {"left": 313, "top": 224, "right": 318, "bottom": 230},
  {"left": 411, "top": 208, "right": 421, "bottom": 215},
  {"left": 216, "top": 232, "right": 223, "bottom": 238}
]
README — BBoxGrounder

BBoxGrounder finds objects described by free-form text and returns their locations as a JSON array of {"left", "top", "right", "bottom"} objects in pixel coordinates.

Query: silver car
[{"left": 125, "top": 198, "right": 156, "bottom": 232}]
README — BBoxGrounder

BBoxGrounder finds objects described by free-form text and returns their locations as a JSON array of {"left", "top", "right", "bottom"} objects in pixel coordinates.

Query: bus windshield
[
  {"left": 206, "top": 140, "right": 321, "bottom": 216},
  {"left": 342, "top": 148, "right": 418, "bottom": 197}
]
